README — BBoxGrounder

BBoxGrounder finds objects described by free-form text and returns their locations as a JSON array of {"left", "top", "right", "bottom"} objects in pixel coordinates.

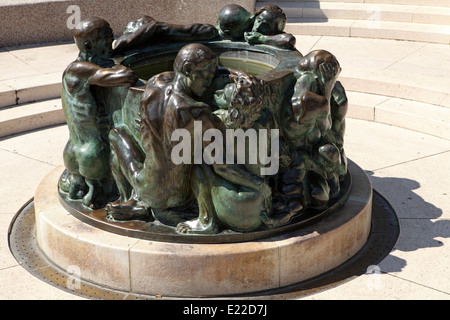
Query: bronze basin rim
[{"left": 117, "top": 39, "right": 303, "bottom": 83}]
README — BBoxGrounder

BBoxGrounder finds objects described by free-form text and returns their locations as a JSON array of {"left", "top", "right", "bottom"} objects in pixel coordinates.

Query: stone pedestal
[{"left": 34, "top": 160, "right": 372, "bottom": 297}]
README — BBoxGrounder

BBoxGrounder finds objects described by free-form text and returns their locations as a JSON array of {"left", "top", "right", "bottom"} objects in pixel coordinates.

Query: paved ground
[{"left": 0, "top": 35, "right": 449, "bottom": 300}]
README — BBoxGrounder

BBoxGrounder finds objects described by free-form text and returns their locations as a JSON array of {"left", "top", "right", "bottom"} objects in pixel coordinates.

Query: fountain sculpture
[{"left": 32, "top": 4, "right": 372, "bottom": 297}]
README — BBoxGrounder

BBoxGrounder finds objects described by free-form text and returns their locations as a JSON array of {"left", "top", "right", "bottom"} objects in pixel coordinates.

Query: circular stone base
[{"left": 33, "top": 160, "right": 372, "bottom": 297}]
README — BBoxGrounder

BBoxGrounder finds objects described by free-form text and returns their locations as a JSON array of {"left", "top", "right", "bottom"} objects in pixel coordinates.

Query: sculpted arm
[
  {"left": 177, "top": 101, "right": 270, "bottom": 197},
  {"left": 113, "top": 18, "right": 159, "bottom": 53},
  {"left": 158, "top": 22, "right": 219, "bottom": 41},
  {"left": 88, "top": 64, "right": 138, "bottom": 87},
  {"left": 331, "top": 80, "right": 348, "bottom": 119},
  {"left": 65, "top": 62, "right": 138, "bottom": 88},
  {"left": 244, "top": 31, "right": 296, "bottom": 50},
  {"left": 113, "top": 18, "right": 218, "bottom": 54},
  {"left": 291, "top": 73, "right": 325, "bottom": 120},
  {"left": 212, "top": 163, "right": 271, "bottom": 198}
]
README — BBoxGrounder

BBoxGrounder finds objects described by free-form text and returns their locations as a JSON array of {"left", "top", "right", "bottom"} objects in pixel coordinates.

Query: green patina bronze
[{"left": 58, "top": 4, "right": 350, "bottom": 241}]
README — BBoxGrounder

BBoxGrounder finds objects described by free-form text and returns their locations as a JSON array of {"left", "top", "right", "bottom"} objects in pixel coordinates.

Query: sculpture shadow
[
  {"left": 246, "top": 168, "right": 449, "bottom": 298},
  {"left": 364, "top": 171, "right": 449, "bottom": 274}
]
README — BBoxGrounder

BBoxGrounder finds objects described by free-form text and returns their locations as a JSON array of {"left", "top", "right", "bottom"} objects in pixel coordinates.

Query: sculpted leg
[
  {"left": 106, "top": 127, "right": 150, "bottom": 220},
  {"left": 76, "top": 138, "right": 115, "bottom": 209},
  {"left": 60, "top": 140, "right": 88, "bottom": 199},
  {"left": 62, "top": 171, "right": 88, "bottom": 200},
  {"left": 176, "top": 165, "right": 220, "bottom": 234},
  {"left": 82, "top": 178, "right": 96, "bottom": 208},
  {"left": 184, "top": 165, "right": 270, "bottom": 233},
  {"left": 211, "top": 179, "right": 267, "bottom": 232},
  {"left": 109, "top": 129, "right": 133, "bottom": 203}
]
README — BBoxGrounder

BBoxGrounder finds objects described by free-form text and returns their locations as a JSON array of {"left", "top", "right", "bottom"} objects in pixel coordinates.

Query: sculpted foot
[
  {"left": 176, "top": 218, "right": 218, "bottom": 234},
  {"left": 106, "top": 199, "right": 150, "bottom": 220},
  {"left": 261, "top": 201, "right": 303, "bottom": 228},
  {"left": 67, "top": 174, "right": 88, "bottom": 200},
  {"left": 83, "top": 189, "right": 96, "bottom": 209},
  {"left": 83, "top": 179, "right": 100, "bottom": 209},
  {"left": 58, "top": 170, "right": 71, "bottom": 193}
]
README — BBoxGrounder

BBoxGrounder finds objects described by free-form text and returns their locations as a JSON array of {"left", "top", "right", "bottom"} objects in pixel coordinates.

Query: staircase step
[
  {"left": 0, "top": 98, "right": 65, "bottom": 138},
  {"left": 340, "top": 75, "right": 450, "bottom": 110},
  {"left": 260, "top": 1, "right": 450, "bottom": 26},
  {"left": 266, "top": 0, "right": 450, "bottom": 7},
  {"left": 292, "top": 34, "right": 450, "bottom": 109},
  {"left": 285, "top": 19, "right": 450, "bottom": 44},
  {"left": 346, "top": 91, "right": 450, "bottom": 140},
  {"left": 364, "top": 0, "right": 450, "bottom": 7},
  {"left": 0, "top": 83, "right": 16, "bottom": 108},
  {"left": 0, "top": 72, "right": 62, "bottom": 108}
]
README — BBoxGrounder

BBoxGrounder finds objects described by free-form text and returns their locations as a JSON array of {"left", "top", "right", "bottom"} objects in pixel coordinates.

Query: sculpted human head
[
  {"left": 173, "top": 43, "right": 218, "bottom": 98},
  {"left": 73, "top": 17, "right": 114, "bottom": 60},
  {"left": 252, "top": 5, "right": 287, "bottom": 35},
  {"left": 217, "top": 4, "right": 253, "bottom": 40}
]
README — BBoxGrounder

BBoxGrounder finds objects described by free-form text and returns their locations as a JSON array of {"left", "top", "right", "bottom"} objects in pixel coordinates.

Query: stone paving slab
[{"left": 295, "top": 35, "right": 450, "bottom": 106}]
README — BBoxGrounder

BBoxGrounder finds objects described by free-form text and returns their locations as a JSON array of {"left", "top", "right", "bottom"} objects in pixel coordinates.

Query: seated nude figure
[
  {"left": 212, "top": 71, "right": 311, "bottom": 229},
  {"left": 59, "top": 17, "right": 138, "bottom": 209},
  {"left": 113, "top": 15, "right": 218, "bottom": 54},
  {"left": 107, "top": 43, "right": 271, "bottom": 234},
  {"left": 279, "top": 50, "right": 348, "bottom": 208}
]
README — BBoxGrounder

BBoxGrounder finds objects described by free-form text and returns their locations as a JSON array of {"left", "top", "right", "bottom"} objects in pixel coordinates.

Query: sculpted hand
[
  {"left": 112, "top": 65, "right": 139, "bottom": 86},
  {"left": 319, "top": 62, "right": 337, "bottom": 97},
  {"left": 244, "top": 31, "right": 263, "bottom": 44},
  {"left": 319, "top": 62, "right": 336, "bottom": 83},
  {"left": 258, "top": 181, "right": 272, "bottom": 214}
]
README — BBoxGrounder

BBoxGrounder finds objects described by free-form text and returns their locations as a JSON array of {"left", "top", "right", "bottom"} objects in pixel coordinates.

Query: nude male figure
[
  {"left": 59, "top": 17, "right": 138, "bottom": 209},
  {"left": 113, "top": 15, "right": 218, "bottom": 54},
  {"left": 107, "top": 43, "right": 271, "bottom": 234},
  {"left": 279, "top": 50, "right": 348, "bottom": 209},
  {"left": 216, "top": 4, "right": 296, "bottom": 50}
]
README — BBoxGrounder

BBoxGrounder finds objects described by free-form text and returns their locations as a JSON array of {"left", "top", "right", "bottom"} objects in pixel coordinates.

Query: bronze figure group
[{"left": 59, "top": 4, "right": 349, "bottom": 236}]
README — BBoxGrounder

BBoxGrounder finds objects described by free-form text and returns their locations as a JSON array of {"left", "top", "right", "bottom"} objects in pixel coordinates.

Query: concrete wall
[{"left": 0, "top": 0, "right": 256, "bottom": 47}]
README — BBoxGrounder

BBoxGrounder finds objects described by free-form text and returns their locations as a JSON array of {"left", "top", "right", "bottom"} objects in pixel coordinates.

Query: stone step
[
  {"left": 340, "top": 75, "right": 450, "bottom": 110},
  {"left": 346, "top": 91, "right": 450, "bottom": 140},
  {"left": 0, "top": 98, "right": 65, "bottom": 138},
  {"left": 292, "top": 34, "right": 450, "bottom": 109},
  {"left": 0, "top": 72, "right": 62, "bottom": 108},
  {"left": 258, "top": 1, "right": 450, "bottom": 26},
  {"left": 285, "top": 19, "right": 450, "bottom": 44},
  {"left": 268, "top": 0, "right": 450, "bottom": 7}
]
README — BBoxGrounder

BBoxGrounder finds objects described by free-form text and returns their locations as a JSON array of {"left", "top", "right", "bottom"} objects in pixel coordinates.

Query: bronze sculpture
[
  {"left": 113, "top": 15, "right": 219, "bottom": 54},
  {"left": 217, "top": 4, "right": 296, "bottom": 49},
  {"left": 59, "top": 17, "right": 138, "bottom": 209},
  {"left": 58, "top": 4, "right": 349, "bottom": 239}
]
